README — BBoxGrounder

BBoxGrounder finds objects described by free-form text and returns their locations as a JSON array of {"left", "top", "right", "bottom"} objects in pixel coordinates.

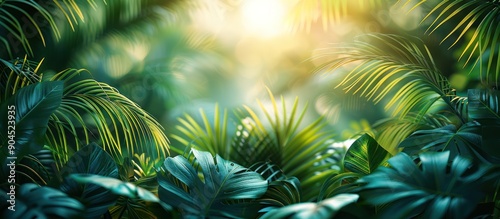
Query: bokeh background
[{"left": 1, "top": 0, "right": 484, "bottom": 149}]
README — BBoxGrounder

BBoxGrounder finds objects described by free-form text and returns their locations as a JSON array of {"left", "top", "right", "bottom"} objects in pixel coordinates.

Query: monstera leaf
[
  {"left": 357, "top": 151, "right": 487, "bottom": 219},
  {"left": 398, "top": 122, "right": 495, "bottom": 162},
  {"left": 157, "top": 149, "right": 267, "bottom": 218},
  {"left": 260, "top": 194, "right": 359, "bottom": 219},
  {"left": 468, "top": 89, "right": 500, "bottom": 122},
  {"left": 59, "top": 143, "right": 119, "bottom": 218},
  {"left": 1, "top": 184, "right": 84, "bottom": 219}
]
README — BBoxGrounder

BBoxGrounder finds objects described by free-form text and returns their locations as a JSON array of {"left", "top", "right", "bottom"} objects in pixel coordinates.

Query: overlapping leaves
[
  {"left": 260, "top": 194, "right": 359, "bottom": 219},
  {"left": 412, "top": 0, "right": 500, "bottom": 85},
  {"left": 317, "top": 34, "right": 455, "bottom": 119},
  {"left": 318, "top": 134, "right": 390, "bottom": 200},
  {"left": 59, "top": 143, "right": 119, "bottom": 218},
  {"left": 357, "top": 151, "right": 487, "bottom": 219},
  {"left": 157, "top": 148, "right": 267, "bottom": 218},
  {"left": 1, "top": 183, "right": 84, "bottom": 219},
  {"left": 172, "top": 91, "right": 336, "bottom": 201}
]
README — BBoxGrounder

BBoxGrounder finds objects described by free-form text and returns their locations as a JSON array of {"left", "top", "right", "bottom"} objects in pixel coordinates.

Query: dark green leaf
[
  {"left": 1, "top": 184, "right": 84, "bottom": 219},
  {"left": 0, "top": 81, "right": 63, "bottom": 161},
  {"left": 260, "top": 194, "right": 359, "bottom": 219},
  {"left": 398, "top": 122, "right": 496, "bottom": 162},
  {"left": 468, "top": 89, "right": 500, "bottom": 123},
  {"left": 250, "top": 162, "right": 302, "bottom": 214},
  {"left": 157, "top": 148, "right": 267, "bottom": 218},
  {"left": 70, "top": 174, "right": 159, "bottom": 202},
  {"left": 59, "top": 143, "right": 119, "bottom": 218},
  {"left": 357, "top": 151, "right": 487, "bottom": 219}
]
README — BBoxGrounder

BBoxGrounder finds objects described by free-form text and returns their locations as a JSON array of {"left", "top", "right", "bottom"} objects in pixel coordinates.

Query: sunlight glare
[{"left": 241, "top": 0, "right": 286, "bottom": 38}]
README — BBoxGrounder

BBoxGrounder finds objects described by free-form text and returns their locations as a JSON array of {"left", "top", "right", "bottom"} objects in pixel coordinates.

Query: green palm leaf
[
  {"left": 240, "top": 93, "right": 336, "bottom": 201},
  {"left": 0, "top": 0, "right": 106, "bottom": 57},
  {"left": 171, "top": 104, "right": 230, "bottom": 157},
  {"left": 398, "top": 122, "right": 492, "bottom": 161},
  {"left": 46, "top": 69, "right": 169, "bottom": 167},
  {"left": 357, "top": 151, "right": 488, "bottom": 219},
  {"left": 374, "top": 113, "right": 453, "bottom": 153},
  {"left": 412, "top": 0, "right": 500, "bottom": 85},
  {"left": 468, "top": 89, "right": 500, "bottom": 122},
  {"left": 0, "top": 0, "right": 59, "bottom": 57},
  {"left": 317, "top": 34, "right": 458, "bottom": 120},
  {"left": 1, "top": 58, "right": 169, "bottom": 169},
  {"left": 0, "top": 57, "right": 42, "bottom": 98},
  {"left": 157, "top": 148, "right": 267, "bottom": 218},
  {"left": 286, "top": 0, "right": 388, "bottom": 32},
  {"left": 260, "top": 194, "right": 359, "bottom": 219}
]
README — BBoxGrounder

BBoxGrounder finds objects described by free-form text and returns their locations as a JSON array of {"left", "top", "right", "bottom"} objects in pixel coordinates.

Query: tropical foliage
[{"left": 0, "top": 0, "right": 499, "bottom": 219}]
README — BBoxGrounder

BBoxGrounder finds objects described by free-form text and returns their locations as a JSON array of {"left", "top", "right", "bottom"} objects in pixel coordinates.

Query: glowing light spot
[{"left": 241, "top": 0, "right": 286, "bottom": 38}]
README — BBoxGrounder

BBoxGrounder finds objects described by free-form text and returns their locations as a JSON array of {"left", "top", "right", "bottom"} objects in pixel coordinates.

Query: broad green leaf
[
  {"left": 59, "top": 143, "right": 119, "bottom": 218},
  {"left": 357, "top": 151, "right": 488, "bottom": 219},
  {"left": 0, "top": 81, "right": 63, "bottom": 159},
  {"left": 260, "top": 194, "right": 359, "bottom": 219},
  {"left": 468, "top": 89, "right": 500, "bottom": 123},
  {"left": 1, "top": 183, "right": 84, "bottom": 219},
  {"left": 69, "top": 174, "right": 159, "bottom": 202},
  {"left": 344, "top": 134, "right": 390, "bottom": 175},
  {"left": 398, "top": 123, "right": 493, "bottom": 162},
  {"left": 157, "top": 148, "right": 267, "bottom": 218}
]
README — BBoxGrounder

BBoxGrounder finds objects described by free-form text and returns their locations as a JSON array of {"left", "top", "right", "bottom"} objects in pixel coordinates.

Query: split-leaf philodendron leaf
[{"left": 157, "top": 148, "right": 267, "bottom": 218}]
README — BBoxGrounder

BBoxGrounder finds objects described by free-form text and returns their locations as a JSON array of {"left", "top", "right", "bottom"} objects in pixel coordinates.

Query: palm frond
[
  {"left": 172, "top": 91, "right": 336, "bottom": 201},
  {"left": 239, "top": 91, "right": 336, "bottom": 201},
  {"left": 0, "top": 57, "right": 42, "bottom": 100},
  {"left": 170, "top": 104, "right": 230, "bottom": 157},
  {"left": 374, "top": 113, "right": 452, "bottom": 153},
  {"left": 286, "top": 0, "right": 389, "bottom": 32},
  {"left": 48, "top": 0, "right": 106, "bottom": 32},
  {"left": 0, "top": 0, "right": 59, "bottom": 57},
  {"left": 0, "top": 0, "right": 108, "bottom": 58},
  {"left": 46, "top": 69, "right": 169, "bottom": 167},
  {"left": 316, "top": 34, "right": 460, "bottom": 121},
  {"left": 411, "top": 0, "right": 500, "bottom": 85}
]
